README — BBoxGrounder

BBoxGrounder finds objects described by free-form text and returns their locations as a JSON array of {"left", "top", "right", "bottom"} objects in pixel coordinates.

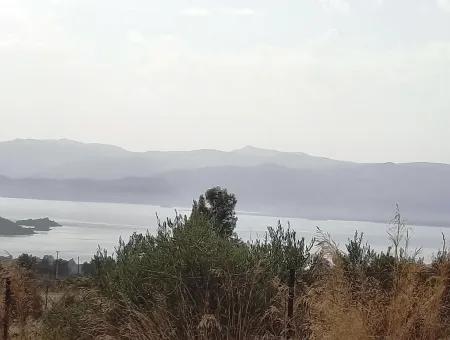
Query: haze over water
[{"left": 0, "top": 197, "right": 447, "bottom": 263}]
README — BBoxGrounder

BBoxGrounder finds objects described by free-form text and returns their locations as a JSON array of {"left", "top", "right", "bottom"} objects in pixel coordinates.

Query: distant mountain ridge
[
  {"left": 0, "top": 139, "right": 356, "bottom": 179},
  {"left": 0, "top": 139, "right": 449, "bottom": 227}
]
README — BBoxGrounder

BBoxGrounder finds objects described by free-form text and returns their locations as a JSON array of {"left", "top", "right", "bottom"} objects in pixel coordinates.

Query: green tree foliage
[
  {"left": 339, "top": 231, "right": 395, "bottom": 291},
  {"left": 191, "top": 186, "right": 238, "bottom": 238},
  {"left": 90, "top": 188, "right": 317, "bottom": 338},
  {"left": 81, "top": 261, "right": 96, "bottom": 276},
  {"left": 254, "top": 222, "right": 314, "bottom": 282},
  {"left": 17, "top": 253, "right": 37, "bottom": 270},
  {"left": 93, "top": 213, "right": 278, "bottom": 337}
]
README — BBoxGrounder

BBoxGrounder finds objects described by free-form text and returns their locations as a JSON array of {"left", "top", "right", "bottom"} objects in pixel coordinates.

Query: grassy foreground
[{"left": 2, "top": 188, "right": 450, "bottom": 339}]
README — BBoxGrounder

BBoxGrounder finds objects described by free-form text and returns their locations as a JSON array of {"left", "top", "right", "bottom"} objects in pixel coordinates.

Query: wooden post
[
  {"left": 55, "top": 251, "right": 60, "bottom": 280},
  {"left": 45, "top": 284, "right": 49, "bottom": 310},
  {"left": 287, "top": 268, "right": 295, "bottom": 338},
  {"left": 77, "top": 256, "right": 80, "bottom": 275},
  {"left": 3, "top": 277, "right": 11, "bottom": 340}
]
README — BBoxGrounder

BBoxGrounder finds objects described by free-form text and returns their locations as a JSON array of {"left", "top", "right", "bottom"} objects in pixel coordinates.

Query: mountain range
[
  {"left": 0, "top": 138, "right": 449, "bottom": 227},
  {"left": 0, "top": 138, "right": 354, "bottom": 179}
]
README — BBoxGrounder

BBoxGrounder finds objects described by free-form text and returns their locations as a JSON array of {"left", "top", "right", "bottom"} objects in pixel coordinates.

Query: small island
[
  {"left": 0, "top": 216, "right": 34, "bottom": 235},
  {"left": 16, "top": 217, "right": 61, "bottom": 231}
]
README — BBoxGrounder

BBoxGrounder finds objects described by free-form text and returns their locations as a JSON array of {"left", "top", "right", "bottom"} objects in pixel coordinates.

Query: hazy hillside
[
  {"left": 159, "top": 163, "right": 450, "bottom": 226},
  {"left": 0, "top": 139, "right": 450, "bottom": 226},
  {"left": 0, "top": 139, "right": 355, "bottom": 179},
  {"left": 0, "top": 139, "right": 131, "bottom": 178},
  {"left": 0, "top": 139, "right": 449, "bottom": 226}
]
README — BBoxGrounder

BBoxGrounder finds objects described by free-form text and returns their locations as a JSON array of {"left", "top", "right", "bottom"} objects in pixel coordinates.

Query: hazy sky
[{"left": 1, "top": 0, "right": 450, "bottom": 162}]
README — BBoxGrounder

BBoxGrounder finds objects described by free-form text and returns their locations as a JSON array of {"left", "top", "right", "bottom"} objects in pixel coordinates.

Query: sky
[{"left": 1, "top": 0, "right": 450, "bottom": 163}]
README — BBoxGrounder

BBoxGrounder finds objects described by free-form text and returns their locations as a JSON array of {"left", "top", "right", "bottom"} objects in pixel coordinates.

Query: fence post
[
  {"left": 287, "top": 268, "right": 295, "bottom": 339},
  {"left": 45, "top": 284, "right": 49, "bottom": 311},
  {"left": 3, "top": 277, "right": 11, "bottom": 340},
  {"left": 55, "top": 251, "right": 60, "bottom": 280}
]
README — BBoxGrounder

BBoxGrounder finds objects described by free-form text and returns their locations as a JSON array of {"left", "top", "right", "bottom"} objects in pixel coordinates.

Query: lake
[{"left": 0, "top": 197, "right": 448, "bottom": 262}]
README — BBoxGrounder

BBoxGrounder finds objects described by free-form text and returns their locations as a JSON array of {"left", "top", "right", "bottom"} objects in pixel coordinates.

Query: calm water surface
[{"left": 0, "top": 197, "right": 448, "bottom": 262}]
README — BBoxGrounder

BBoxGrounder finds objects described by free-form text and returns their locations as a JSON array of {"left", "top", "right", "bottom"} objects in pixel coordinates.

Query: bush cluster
[{"left": 40, "top": 188, "right": 450, "bottom": 339}]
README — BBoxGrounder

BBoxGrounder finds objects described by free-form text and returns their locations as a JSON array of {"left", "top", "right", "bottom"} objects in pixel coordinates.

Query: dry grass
[
  {"left": 36, "top": 253, "right": 450, "bottom": 339},
  {"left": 306, "top": 253, "right": 450, "bottom": 339},
  {"left": 32, "top": 256, "right": 450, "bottom": 340},
  {"left": 41, "top": 287, "right": 177, "bottom": 340},
  {"left": 0, "top": 262, "right": 43, "bottom": 339}
]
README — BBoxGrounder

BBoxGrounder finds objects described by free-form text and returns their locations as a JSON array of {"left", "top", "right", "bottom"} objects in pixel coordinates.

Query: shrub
[{"left": 39, "top": 193, "right": 450, "bottom": 339}]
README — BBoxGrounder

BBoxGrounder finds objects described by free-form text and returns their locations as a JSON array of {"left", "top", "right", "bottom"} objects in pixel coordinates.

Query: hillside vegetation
[{"left": 1, "top": 188, "right": 450, "bottom": 339}]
